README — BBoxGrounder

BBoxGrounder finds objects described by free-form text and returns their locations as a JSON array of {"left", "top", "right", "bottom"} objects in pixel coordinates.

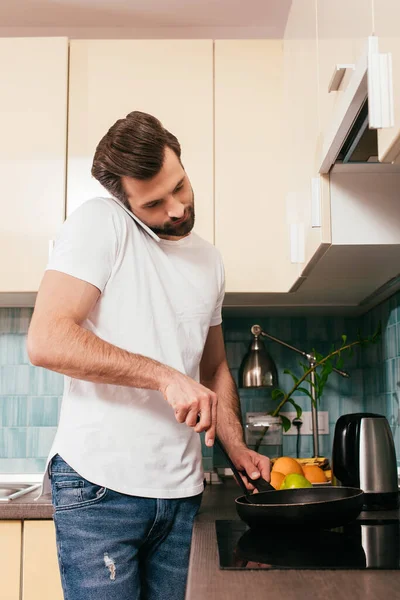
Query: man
[{"left": 27, "top": 111, "right": 270, "bottom": 600}]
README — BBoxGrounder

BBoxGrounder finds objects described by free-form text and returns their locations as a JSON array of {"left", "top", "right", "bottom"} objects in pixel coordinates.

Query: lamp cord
[{"left": 292, "top": 418, "right": 303, "bottom": 458}]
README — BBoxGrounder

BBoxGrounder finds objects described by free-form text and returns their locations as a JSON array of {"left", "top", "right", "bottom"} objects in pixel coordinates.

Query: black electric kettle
[{"left": 332, "top": 413, "right": 399, "bottom": 510}]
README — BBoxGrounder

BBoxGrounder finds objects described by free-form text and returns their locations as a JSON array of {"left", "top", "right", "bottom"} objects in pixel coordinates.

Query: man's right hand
[{"left": 160, "top": 374, "right": 217, "bottom": 447}]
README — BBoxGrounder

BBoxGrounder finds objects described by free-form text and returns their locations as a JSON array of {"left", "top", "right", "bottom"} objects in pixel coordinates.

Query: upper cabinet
[
  {"left": 282, "top": 0, "right": 322, "bottom": 282},
  {"left": 0, "top": 37, "right": 68, "bottom": 293},
  {"left": 374, "top": 0, "right": 400, "bottom": 163},
  {"left": 317, "top": 0, "right": 374, "bottom": 136},
  {"left": 214, "top": 40, "right": 299, "bottom": 293},
  {"left": 67, "top": 40, "right": 214, "bottom": 243}
]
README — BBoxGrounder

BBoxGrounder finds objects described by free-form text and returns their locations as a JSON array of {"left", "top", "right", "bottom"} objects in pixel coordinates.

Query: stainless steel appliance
[{"left": 332, "top": 413, "right": 399, "bottom": 510}]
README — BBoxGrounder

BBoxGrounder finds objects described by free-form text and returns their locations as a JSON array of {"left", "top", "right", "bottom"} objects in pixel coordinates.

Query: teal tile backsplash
[
  {"left": 214, "top": 314, "right": 364, "bottom": 467},
  {"left": 0, "top": 308, "right": 63, "bottom": 472},
  {"left": 362, "top": 290, "right": 400, "bottom": 463},
  {"left": 0, "top": 293, "right": 399, "bottom": 473}
]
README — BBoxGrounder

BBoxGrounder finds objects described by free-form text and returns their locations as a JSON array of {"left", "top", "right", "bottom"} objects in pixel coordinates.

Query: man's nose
[{"left": 166, "top": 197, "right": 185, "bottom": 220}]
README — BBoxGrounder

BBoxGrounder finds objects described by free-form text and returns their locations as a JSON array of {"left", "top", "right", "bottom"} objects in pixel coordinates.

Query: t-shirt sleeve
[
  {"left": 45, "top": 199, "right": 119, "bottom": 293},
  {"left": 210, "top": 255, "right": 225, "bottom": 327}
]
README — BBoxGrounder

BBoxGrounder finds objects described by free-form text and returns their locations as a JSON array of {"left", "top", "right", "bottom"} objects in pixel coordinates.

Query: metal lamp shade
[{"left": 239, "top": 335, "right": 279, "bottom": 388}]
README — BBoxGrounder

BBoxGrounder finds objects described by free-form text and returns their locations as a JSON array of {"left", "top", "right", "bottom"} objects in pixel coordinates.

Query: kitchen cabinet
[
  {"left": 67, "top": 40, "right": 214, "bottom": 243},
  {"left": 317, "top": 0, "right": 373, "bottom": 137},
  {"left": 22, "top": 520, "right": 63, "bottom": 600},
  {"left": 0, "top": 37, "right": 68, "bottom": 294},
  {"left": 282, "top": 1, "right": 322, "bottom": 282},
  {"left": 0, "top": 521, "right": 21, "bottom": 600},
  {"left": 374, "top": 0, "right": 400, "bottom": 164},
  {"left": 290, "top": 164, "right": 400, "bottom": 307},
  {"left": 214, "top": 40, "right": 299, "bottom": 293}
]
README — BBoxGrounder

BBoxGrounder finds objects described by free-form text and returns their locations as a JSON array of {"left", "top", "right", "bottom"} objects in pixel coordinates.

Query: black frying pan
[{"left": 215, "top": 437, "right": 364, "bottom": 530}]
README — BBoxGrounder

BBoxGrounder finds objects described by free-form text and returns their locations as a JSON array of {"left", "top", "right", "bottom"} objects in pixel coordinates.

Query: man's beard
[{"left": 150, "top": 196, "right": 195, "bottom": 238}]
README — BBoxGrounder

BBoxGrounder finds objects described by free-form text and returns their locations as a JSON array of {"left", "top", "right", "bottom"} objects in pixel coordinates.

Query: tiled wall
[
  {"left": 0, "top": 293, "right": 399, "bottom": 473},
  {"left": 213, "top": 314, "right": 364, "bottom": 467},
  {"left": 361, "top": 290, "right": 400, "bottom": 463},
  {"left": 0, "top": 309, "right": 63, "bottom": 473}
]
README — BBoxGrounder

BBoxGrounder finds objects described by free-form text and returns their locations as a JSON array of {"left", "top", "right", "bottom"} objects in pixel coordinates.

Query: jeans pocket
[{"left": 51, "top": 474, "right": 108, "bottom": 511}]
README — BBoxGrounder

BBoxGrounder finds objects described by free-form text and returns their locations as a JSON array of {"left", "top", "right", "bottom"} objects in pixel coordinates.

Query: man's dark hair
[{"left": 91, "top": 111, "right": 181, "bottom": 206}]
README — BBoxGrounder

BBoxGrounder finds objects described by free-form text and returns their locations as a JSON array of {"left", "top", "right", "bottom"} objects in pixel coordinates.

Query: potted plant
[{"left": 253, "top": 324, "right": 382, "bottom": 453}]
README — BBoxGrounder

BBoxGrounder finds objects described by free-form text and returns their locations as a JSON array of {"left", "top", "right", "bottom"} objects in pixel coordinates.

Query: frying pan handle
[
  {"left": 245, "top": 473, "right": 275, "bottom": 493},
  {"left": 214, "top": 437, "right": 274, "bottom": 494}
]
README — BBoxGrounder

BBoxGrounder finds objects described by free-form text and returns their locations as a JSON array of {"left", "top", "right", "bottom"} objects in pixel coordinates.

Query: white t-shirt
[{"left": 38, "top": 196, "right": 225, "bottom": 500}]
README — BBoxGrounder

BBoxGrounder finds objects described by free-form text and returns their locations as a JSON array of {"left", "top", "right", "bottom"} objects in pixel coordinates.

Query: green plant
[{"left": 254, "top": 324, "right": 382, "bottom": 453}]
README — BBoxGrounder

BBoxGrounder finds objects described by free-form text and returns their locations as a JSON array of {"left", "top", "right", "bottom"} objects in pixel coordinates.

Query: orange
[
  {"left": 272, "top": 456, "right": 304, "bottom": 477},
  {"left": 303, "top": 465, "right": 328, "bottom": 483},
  {"left": 270, "top": 471, "right": 285, "bottom": 490}
]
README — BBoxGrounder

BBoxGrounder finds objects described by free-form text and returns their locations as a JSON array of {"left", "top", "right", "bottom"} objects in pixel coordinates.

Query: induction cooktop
[{"left": 216, "top": 517, "right": 400, "bottom": 570}]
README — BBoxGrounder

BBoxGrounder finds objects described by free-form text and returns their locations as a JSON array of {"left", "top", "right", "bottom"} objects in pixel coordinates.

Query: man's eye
[
  {"left": 174, "top": 184, "right": 184, "bottom": 193},
  {"left": 146, "top": 202, "right": 160, "bottom": 209}
]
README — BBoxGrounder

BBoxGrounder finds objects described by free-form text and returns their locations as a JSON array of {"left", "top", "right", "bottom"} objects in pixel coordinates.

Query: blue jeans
[{"left": 49, "top": 454, "right": 202, "bottom": 600}]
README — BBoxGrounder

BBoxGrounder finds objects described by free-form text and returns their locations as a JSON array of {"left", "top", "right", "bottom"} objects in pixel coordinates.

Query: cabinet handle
[
  {"left": 290, "top": 224, "right": 305, "bottom": 264},
  {"left": 311, "top": 177, "right": 321, "bottom": 228},
  {"left": 328, "top": 64, "right": 355, "bottom": 93}
]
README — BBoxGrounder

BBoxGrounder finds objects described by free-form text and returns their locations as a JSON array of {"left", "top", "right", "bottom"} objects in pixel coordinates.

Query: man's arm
[
  {"left": 199, "top": 325, "right": 245, "bottom": 451},
  {"left": 200, "top": 325, "right": 270, "bottom": 489},
  {"left": 27, "top": 270, "right": 216, "bottom": 444}
]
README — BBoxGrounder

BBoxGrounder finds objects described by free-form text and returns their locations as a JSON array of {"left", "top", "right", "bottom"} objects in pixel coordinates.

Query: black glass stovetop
[{"left": 216, "top": 517, "right": 400, "bottom": 570}]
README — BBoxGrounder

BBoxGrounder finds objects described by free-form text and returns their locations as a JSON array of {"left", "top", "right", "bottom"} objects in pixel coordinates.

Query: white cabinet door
[
  {"left": 317, "top": 0, "right": 373, "bottom": 136},
  {"left": 283, "top": 1, "right": 324, "bottom": 282},
  {"left": 374, "top": 0, "right": 400, "bottom": 163},
  {"left": 214, "top": 40, "right": 298, "bottom": 293},
  {"left": 0, "top": 38, "right": 68, "bottom": 293},
  {"left": 22, "top": 520, "right": 63, "bottom": 600},
  {"left": 67, "top": 40, "right": 214, "bottom": 243},
  {"left": 0, "top": 521, "right": 21, "bottom": 600}
]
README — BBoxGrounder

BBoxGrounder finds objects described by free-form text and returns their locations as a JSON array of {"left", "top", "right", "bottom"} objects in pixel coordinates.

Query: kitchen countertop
[
  {"left": 186, "top": 478, "right": 400, "bottom": 600},
  {"left": 0, "top": 487, "right": 53, "bottom": 519},
  {"left": 2, "top": 478, "right": 400, "bottom": 599}
]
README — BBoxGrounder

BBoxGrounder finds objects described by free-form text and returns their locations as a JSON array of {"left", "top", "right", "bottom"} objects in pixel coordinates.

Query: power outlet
[{"left": 281, "top": 411, "right": 329, "bottom": 435}]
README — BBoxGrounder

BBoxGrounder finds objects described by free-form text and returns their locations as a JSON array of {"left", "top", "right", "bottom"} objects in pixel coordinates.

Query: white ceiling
[{"left": 0, "top": 0, "right": 292, "bottom": 35}]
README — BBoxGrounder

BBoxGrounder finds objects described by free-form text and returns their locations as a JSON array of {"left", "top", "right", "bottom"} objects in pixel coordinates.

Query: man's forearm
[
  {"left": 28, "top": 318, "right": 175, "bottom": 391},
  {"left": 201, "top": 362, "right": 246, "bottom": 452}
]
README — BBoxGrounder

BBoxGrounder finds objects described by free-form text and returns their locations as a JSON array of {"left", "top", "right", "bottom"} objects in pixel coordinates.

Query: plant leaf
[
  {"left": 324, "top": 360, "right": 333, "bottom": 375},
  {"left": 296, "top": 386, "right": 313, "bottom": 401},
  {"left": 283, "top": 368, "right": 298, "bottom": 386},
  {"left": 272, "top": 388, "right": 284, "bottom": 401},
  {"left": 279, "top": 414, "right": 291, "bottom": 432},
  {"left": 287, "top": 398, "right": 303, "bottom": 419},
  {"left": 335, "top": 354, "right": 344, "bottom": 370}
]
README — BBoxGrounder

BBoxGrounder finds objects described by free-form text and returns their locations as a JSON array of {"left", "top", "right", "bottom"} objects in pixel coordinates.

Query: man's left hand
[{"left": 229, "top": 446, "right": 271, "bottom": 492}]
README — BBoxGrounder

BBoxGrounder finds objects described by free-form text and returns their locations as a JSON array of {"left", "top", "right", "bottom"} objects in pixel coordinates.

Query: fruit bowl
[
  {"left": 269, "top": 456, "right": 332, "bottom": 489},
  {"left": 312, "top": 480, "right": 331, "bottom": 487}
]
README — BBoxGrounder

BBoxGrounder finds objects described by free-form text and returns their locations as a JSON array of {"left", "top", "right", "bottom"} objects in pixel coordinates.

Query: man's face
[{"left": 121, "top": 147, "right": 195, "bottom": 240}]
